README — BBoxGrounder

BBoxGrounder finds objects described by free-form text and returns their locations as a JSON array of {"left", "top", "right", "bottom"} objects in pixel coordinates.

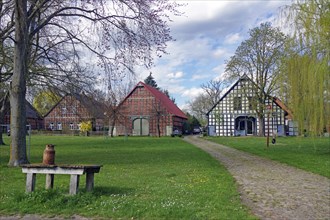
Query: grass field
[
  {"left": 0, "top": 135, "right": 256, "bottom": 219},
  {"left": 205, "top": 136, "right": 330, "bottom": 178}
]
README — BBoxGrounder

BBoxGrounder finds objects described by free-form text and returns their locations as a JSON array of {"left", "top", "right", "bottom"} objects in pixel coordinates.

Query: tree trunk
[
  {"left": 109, "top": 118, "right": 115, "bottom": 137},
  {"left": 0, "top": 128, "right": 3, "bottom": 145},
  {"left": 0, "top": 92, "right": 10, "bottom": 145},
  {"left": 157, "top": 117, "right": 161, "bottom": 137},
  {"left": 258, "top": 115, "right": 265, "bottom": 137},
  {"left": 8, "top": 0, "right": 29, "bottom": 166}
]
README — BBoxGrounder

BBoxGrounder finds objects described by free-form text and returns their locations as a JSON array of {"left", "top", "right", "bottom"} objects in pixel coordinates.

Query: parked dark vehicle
[{"left": 192, "top": 127, "right": 201, "bottom": 135}]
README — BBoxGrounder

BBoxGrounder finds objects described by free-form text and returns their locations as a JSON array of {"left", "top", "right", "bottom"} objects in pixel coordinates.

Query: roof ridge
[{"left": 139, "top": 82, "right": 187, "bottom": 119}]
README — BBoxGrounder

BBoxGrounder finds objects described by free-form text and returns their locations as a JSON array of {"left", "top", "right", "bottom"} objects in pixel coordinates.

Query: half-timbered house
[{"left": 206, "top": 75, "right": 293, "bottom": 136}]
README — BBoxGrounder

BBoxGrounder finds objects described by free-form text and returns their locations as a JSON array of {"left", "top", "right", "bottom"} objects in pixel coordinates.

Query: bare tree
[
  {"left": 1, "top": 0, "right": 181, "bottom": 166},
  {"left": 201, "top": 79, "right": 228, "bottom": 106},
  {"left": 188, "top": 79, "right": 228, "bottom": 125}
]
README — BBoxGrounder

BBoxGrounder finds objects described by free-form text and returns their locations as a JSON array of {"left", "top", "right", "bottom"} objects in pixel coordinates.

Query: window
[
  {"left": 70, "top": 123, "right": 74, "bottom": 130},
  {"left": 49, "top": 123, "right": 54, "bottom": 130},
  {"left": 57, "top": 122, "right": 62, "bottom": 130},
  {"left": 233, "top": 97, "right": 242, "bottom": 110},
  {"left": 71, "top": 106, "right": 77, "bottom": 114},
  {"left": 248, "top": 97, "right": 255, "bottom": 110},
  {"left": 62, "top": 107, "right": 67, "bottom": 115}
]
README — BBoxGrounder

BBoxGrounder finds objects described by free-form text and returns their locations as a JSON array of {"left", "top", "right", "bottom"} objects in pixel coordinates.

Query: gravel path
[{"left": 184, "top": 135, "right": 330, "bottom": 220}]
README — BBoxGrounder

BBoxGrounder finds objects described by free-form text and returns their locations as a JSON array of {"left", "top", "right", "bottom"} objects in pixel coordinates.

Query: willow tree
[
  {"left": 1, "top": 0, "right": 181, "bottom": 166},
  {"left": 281, "top": 0, "right": 330, "bottom": 135}
]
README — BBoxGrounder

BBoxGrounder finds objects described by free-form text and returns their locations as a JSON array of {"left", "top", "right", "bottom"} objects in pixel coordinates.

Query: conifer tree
[{"left": 144, "top": 72, "right": 159, "bottom": 89}]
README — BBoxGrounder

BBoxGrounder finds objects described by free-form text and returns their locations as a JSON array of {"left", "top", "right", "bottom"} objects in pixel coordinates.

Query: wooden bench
[{"left": 21, "top": 164, "right": 102, "bottom": 195}]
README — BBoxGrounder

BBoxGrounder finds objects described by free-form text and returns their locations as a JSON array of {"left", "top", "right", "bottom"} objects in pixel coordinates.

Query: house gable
[
  {"left": 207, "top": 75, "right": 290, "bottom": 136},
  {"left": 115, "top": 82, "right": 187, "bottom": 136},
  {"left": 43, "top": 94, "right": 105, "bottom": 131}
]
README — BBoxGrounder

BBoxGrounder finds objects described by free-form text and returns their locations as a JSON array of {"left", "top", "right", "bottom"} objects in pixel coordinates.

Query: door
[
  {"left": 247, "top": 120, "right": 253, "bottom": 135},
  {"left": 235, "top": 116, "right": 256, "bottom": 136},
  {"left": 133, "top": 118, "right": 149, "bottom": 136},
  {"left": 141, "top": 118, "right": 149, "bottom": 136}
]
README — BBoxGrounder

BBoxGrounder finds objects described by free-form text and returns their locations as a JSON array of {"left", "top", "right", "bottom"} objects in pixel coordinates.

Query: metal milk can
[{"left": 43, "top": 144, "right": 55, "bottom": 165}]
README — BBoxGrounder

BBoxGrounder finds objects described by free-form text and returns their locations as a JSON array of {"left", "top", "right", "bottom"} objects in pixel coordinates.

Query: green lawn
[
  {"left": 205, "top": 136, "right": 330, "bottom": 178},
  {"left": 0, "top": 135, "right": 256, "bottom": 219}
]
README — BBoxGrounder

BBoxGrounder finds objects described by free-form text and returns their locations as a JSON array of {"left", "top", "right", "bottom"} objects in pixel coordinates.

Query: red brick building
[
  {"left": 3, "top": 101, "right": 43, "bottom": 131},
  {"left": 114, "top": 82, "right": 187, "bottom": 136},
  {"left": 43, "top": 93, "right": 106, "bottom": 131}
]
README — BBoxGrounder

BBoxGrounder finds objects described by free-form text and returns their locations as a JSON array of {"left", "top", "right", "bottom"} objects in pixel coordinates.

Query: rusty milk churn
[{"left": 43, "top": 144, "right": 55, "bottom": 165}]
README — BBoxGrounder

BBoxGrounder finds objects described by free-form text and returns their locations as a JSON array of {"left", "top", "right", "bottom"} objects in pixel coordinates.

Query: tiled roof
[
  {"left": 127, "top": 82, "right": 187, "bottom": 119},
  {"left": 25, "top": 100, "right": 42, "bottom": 119},
  {"left": 72, "top": 93, "right": 106, "bottom": 119},
  {"left": 43, "top": 93, "right": 106, "bottom": 119},
  {"left": 143, "top": 82, "right": 187, "bottom": 119},
  {"left": 4, "top": 99, "right": 42, "bottom": 119},
  {"left": 273, "top": 97, "right": 293, "bottom": 119}
]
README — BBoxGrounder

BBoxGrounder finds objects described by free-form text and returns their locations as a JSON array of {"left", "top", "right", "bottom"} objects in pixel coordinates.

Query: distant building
[
  {"left": 114, "top": 82, "right": 187, "bottom": 136},
  {"left": 43, "top": 93, "right": 106, "bottom": 131},
  {"left": 3, "top": 100, "right": 43, "bottom": 131},
  {"left": 206, "top": 75, "right": 295, "bottom": 136}
]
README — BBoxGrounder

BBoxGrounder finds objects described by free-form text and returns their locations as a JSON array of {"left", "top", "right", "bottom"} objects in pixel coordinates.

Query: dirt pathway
[{"left": 184, "top": 135, "right": 330, "bottom": 220}]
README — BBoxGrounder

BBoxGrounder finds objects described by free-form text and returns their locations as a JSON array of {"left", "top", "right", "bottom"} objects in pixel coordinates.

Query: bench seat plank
[{"left": 21, "top": 164, "right": 102, "bottom": 195}]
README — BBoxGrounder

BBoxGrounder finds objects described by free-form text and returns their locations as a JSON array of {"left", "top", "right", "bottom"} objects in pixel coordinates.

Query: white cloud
[
  {"left": 135, "top": 0, "right": 290, "bottom": 108},
  {"left": 167, "top": 71, "right": 184, "bottom": 79},
  {"left": 212, "top": 64, "right": 226, "bottom": 75},
  {"left": 191, "top": 74, "right": 211, "bottom": 81},
  {"left": 224, "top": 33, "right": 241, "bottom": 44},
  {"left": 181, "top": 87, "right": 204, "bottom": 99},
  {"left": 213, "top": 48, "right": 228, "bottom": 58}
]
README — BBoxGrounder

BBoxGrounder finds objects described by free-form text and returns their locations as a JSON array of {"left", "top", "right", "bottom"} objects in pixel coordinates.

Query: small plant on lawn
[{"left": 79, "top": 121, "right": 92, "bottom": 136}]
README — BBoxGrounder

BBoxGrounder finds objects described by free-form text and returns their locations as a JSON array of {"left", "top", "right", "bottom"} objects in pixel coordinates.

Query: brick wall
[
  {"left": 115, "top": 85, "right": 185, "bottom": 136},
  {"left": 44, "top": 95, "right": 104, "bottom": 131}
]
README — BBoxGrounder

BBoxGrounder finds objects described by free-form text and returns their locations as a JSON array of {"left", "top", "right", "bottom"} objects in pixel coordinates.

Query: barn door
[
  {"left": 133, "top": 118, "right": 149, "bottom": 136},
  {"left": 141, "top": 118, "right": 149, "bottom": 136}
]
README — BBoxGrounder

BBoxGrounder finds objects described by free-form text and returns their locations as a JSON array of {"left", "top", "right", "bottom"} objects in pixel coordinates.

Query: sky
[{"left": 135, "top": 0, "right": 292, "bottom": 110}]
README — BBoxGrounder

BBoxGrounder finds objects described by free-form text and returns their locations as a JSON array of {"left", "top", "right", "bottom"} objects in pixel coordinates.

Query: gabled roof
[
  {"left": 273, "top": 97, "right": 293, "bottom": 119},
  {"left": 25, "top": 100, "right": 43, "bottom": 119},
  {"left": 44, "top": 93, "right": 106, "bottom": 119},
  {"left": 206, "top": 75, "right": 293, "bottom": 117},
  {"left": 72, "top": 93, "right": 107, "bottom": 119},
  {"left": 4, "top": 99, "right": 42, "bottom": 119},
  {"left": 120, "top": 81, "right": 187, "bottom": 119},
  {"left": 206, "top": 75, "right": 249, "bottom": 115}
]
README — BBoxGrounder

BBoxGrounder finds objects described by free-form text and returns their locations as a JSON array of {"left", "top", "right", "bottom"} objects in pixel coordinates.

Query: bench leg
[
  {"left": 69, "top": 174, "right": 80, "bottom": 195},
  {"left": 86, "top": 173, "right": 94, "bottom": 192},
  {"left": 45, "top": 174, "right": 54, "bottom": 189},
  {"left": 26, "top": 173, "right": 36, "bottom": 193}
]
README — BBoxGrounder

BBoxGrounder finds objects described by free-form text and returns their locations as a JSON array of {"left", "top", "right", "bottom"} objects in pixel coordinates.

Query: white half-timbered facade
[{"left": 206, "top": 75, "right": 291, "bottom": 136}]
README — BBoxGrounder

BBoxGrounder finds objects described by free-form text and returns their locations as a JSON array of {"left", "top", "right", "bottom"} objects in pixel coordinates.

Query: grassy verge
[
  {"left": 204, "top": 136, "right": 330, "bottom": 178},
  {"left": 0, "top": 135, "right": 256, "bottom": 219}
]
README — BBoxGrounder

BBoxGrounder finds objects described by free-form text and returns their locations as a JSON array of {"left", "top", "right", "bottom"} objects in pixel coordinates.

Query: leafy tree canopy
[{"left": 33, "top": 91, "right": 61, "bottom": 116}]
